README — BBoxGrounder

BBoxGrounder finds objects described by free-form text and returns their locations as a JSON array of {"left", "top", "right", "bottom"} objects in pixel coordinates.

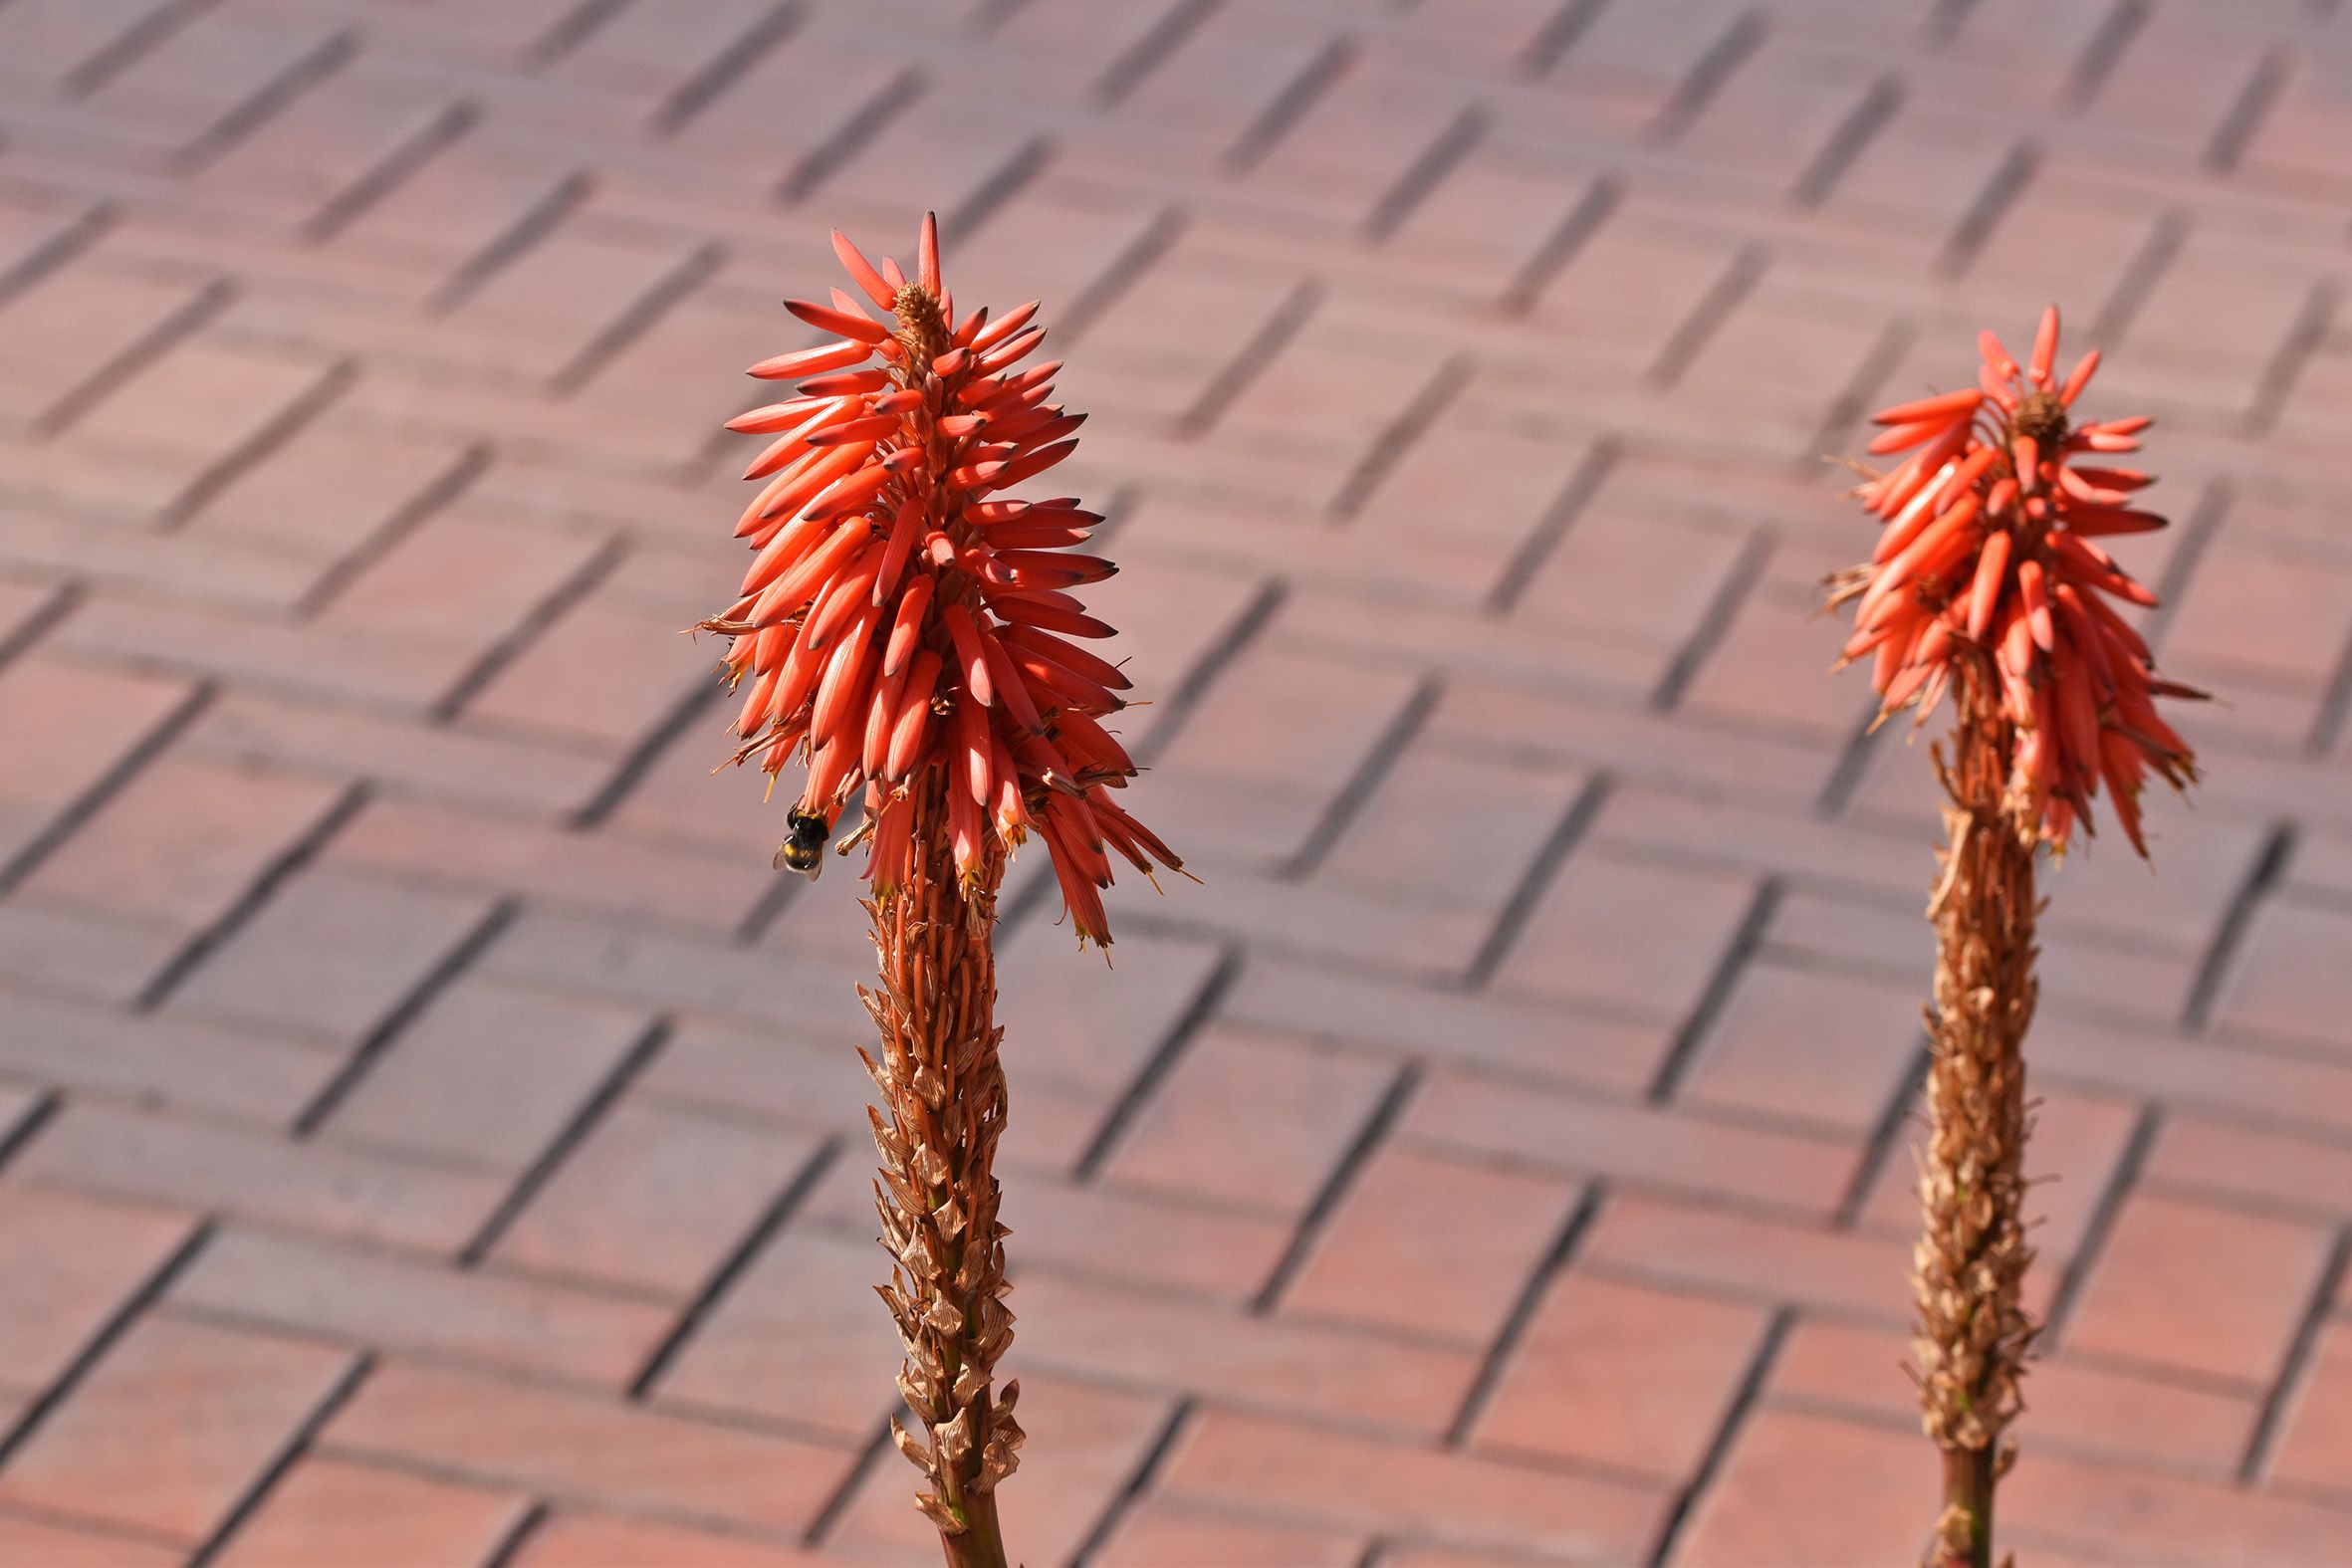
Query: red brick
[
  {"left": 1495, "top": 850, "right": 1760, "bottom": 1021},
  {"left": 214, "top": 1454, "right": 529, "bottom": 1568},
  {"left": 2062, "top": 1191, "right": 2337, "bottom": 1387},
  {"left": 189, "top": 689, "right": 609, "bottom": 816},
  {"left": 1238, "top": 744, "right": 1593, "bottom": 977},
  {"left": 0, "top": 1313, "right": 354, "bottom": 1544},
  {"left": 323, "top": 978, "right": 649, "bottom": 1171},
  {"left": 1513, "top": 500, "right": 1757, "bottom": 665},
  {"left": 0, "top": 1512, "right": 181, "bottom": 1566},
  {"left": 538, "top": 0, "right": 774, "bottom": 114},
  {"left": 633, "top": 1015, "right": 878, "bottom": 1128},
  {"left": 1158, "top": 1407, "right": 1667, "bottom": 1560},
  {"left": 438, "top": 224, "right": 702, "bottom": 385},
  {"left": 2004, "top": 1439, "right": 2352, "bottom": 1561},
  {"left": 0, "top": 1186, "right": 194, "bottom": 1396},
  {"left": 1060, "top": 252, "right": 1308, "bottom": 421},
  {"left": 1674, "top": 1405, "right": 1929, "bottom": 1567},
  {"left": 2146, "top": 1112, "right": 2352, "bottom": 1222},
  {"left": 598, "top": 713, "right": 807, "bottom": 862},
  {"left": 1002, "top": 1269, "right": 1478, "bottom": 1436},
  {"left": 1439, "top": 681, "right": 1837, "bottom": 810},
  {"left": 1378, "top": 138, "right": 1606, "bottom": 298},
  {"left": 191, "top": 58, "right": 461, "bottom": 220},
  {"left": 1592, "top": 783, "right": 1925, "bottom": 905},
  {"left": 168, "top": 864, "right": 498, "bottom": 1045},
  {"left": 1142, "top": 642, "right": 1424, "bottom": 870},
  {"left": 0, "top": 194, "right": 99, "bottom": 282},
  {"left": 323, "top": 1361, "right": 855, "bottom": 1538},
  {"left": 321, "top": 133, "right": 582, "bottom": 276},
  {"left": 994, "top": 924, "right": 1228, "bottom": 1099},
  {"left": 1677, "top": 960, "right": 1924, "bottom": 1132},
  {"left": 1095, "top": 1498, "right": 1363, "bottom": 1567},
  {"left": 1474, "top": 1271, "right": 1769, "bottom": 1480},
  {"left": 0, "top": 656, "right": 194, "bottom": 869},
  {"left": 21, "top": 754, "right": 347, "bottom": 933},
  {"left": 2167, "top": 533, "right": 2352, "bottom": 692},
  {"left": 1404, "top": 1070, "right": 1856, "bottom": 1214},
  {"left": 2036, "top": 928, "right": 2203, "bottom": 1021},
  {"left": 186, "top": 422, "right": 473, "bottom": 561},
  {"left": 0, "top": 265, "right": 212, "bottom": 430},
  {"left": 1092, "top": 833, "right": 1334, "bottom": 976},
  {"left": 52, "top": 592, "right": 472, "bottom": 709},
  {"left": 1099, "top": 1025, "right": 1398, "bottom": 1217},
  {"left": 636, "top": 37, "right": 914, "bottom": 177},
  {"left": 490, "top": 1099, "right": 821, "bottom": 1299},
  {"left": 1241, "top": 64, "right": 1475, "bottom": 231},
  {"left": 1580, "top": 1192, "right": 1911, "bottom": 1320},
  {"left": 2039, "top": 807, "right": 2273, "bottom": 953},
  {"left": 2214, "top": 897, "right": 2352, "bottom": 1053},
  {"left": 1229, "top": 959, "right": 1669, "bottom": 1094},
  {"left": 0, "top": 576, "right": 57, "bottom": 644},
  {"left": 65, "top": 334, "right": 337, "bottom": 478},
  {"left": 1000, "top": 1074, "right": 1127, "bottom": 1176},
  {"left": 851, "top": 1164, "right": 1293, "bottom": 1306},
  {"left": 172, "top": 1228, "right": 673, "bottom": 1385},
  {"left": 514, "top": 1511, "right": 829, "bottom": 1567},
  {"left": 649, "top": 1230, "right": 903, "bottom": 1439},
  {"left": 319, "top": 504, "right": 605, "bottom": 655},
  {"left": 824, "top": 1373, "right": 1172, "bottom": 1566},
  {"left": 19, "top": 1102, "right": 503, "bottom": 1251},
  {"left": 1348, "top": 402, "right": 1604, "bottom": 596},
  {"left": 329, "top": 798, "right": 769, "bottom": 932},
  {"left": 1271, "top": 561, "right": 1668, "bottom": 699},
  {"left": 1682, "top": 580, "right": 1880, "bottom": 740},
  {"left": 483, "top": 911, "right": 875, "bottom": 1043},
  {"left": 1279, "top": 1144, "right": 1578, "bottom": 1344},
  {"left": 0, "top": 1084, "right": 63, "bottom": 1163},
  {"left": 0, "top": 897, "right": 183, "bottom": 1005},
  {"left": 460, "top": 554, "right": 717, "bottom": 750},
  {"left": 2032, "top": 1010, "right": 2352, "bottom": 1135},
  {"left": 84, "top": 10, "right": 349, "bottom": 151},
  {"left": 2272, "top": 1315, "right": 2352, "bottom": 1490}
]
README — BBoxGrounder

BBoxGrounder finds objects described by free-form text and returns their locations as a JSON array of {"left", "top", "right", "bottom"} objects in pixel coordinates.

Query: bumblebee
[{"left": 774, "top": 809, "right": 831, "bottom": 877}]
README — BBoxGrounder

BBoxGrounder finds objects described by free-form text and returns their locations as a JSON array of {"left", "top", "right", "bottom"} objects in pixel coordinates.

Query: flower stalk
[
  {"left": 865, "top": 769, "right": 1020, "bottom": 1558},
  {"left": 699, "top": 215, "right": 1180, "bottom": 1564},
  {"left": 1917, "top": 663, "right": 2037, "bottom": 1568},
  {"left": 1828, "top": 308, "right": 2200, "bottom": 1568}
]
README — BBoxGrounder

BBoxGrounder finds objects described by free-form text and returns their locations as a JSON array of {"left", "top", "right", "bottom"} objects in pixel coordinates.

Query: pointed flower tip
[
  {"left": 1833, "top": 309, "right": 2198, "bottom": 856},
  {"left": 704, "top": 220, "right": 1177, "bottom": 941}
]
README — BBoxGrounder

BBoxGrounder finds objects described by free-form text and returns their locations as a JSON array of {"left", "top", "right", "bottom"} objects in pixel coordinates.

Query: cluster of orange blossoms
[
  {"left": 1834, "top": 308, "right": 2201, "bottom": 853},
  {"left": 703, "top": 216, "right": 1179, "bottom": 943}
]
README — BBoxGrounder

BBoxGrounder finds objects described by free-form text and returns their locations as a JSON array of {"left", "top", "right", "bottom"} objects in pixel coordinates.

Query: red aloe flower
[
  {"left": 703, "top": 215, "right": 1180, "bottom": 944},
  {"left": 1831, "top": 306, "right": 2203, "bottom": 854}
]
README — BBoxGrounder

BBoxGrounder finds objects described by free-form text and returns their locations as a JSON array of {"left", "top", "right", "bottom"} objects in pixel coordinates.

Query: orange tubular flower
[
  {"left": 703, "top": 215, "right": 1180, "bottom": 944},
  {"left": 1831, "top": 306, "right": 2203, "bottom": 854}
]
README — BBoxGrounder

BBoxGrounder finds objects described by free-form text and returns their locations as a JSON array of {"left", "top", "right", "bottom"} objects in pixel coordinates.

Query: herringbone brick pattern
[{"left": 0, "top": 0, "right": 2349, "bottom": 1561}]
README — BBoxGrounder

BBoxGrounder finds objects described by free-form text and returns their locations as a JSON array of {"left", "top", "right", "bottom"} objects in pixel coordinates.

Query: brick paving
[{"left": 0, "top": 0, "right": 2349, "bottom": 1562}]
